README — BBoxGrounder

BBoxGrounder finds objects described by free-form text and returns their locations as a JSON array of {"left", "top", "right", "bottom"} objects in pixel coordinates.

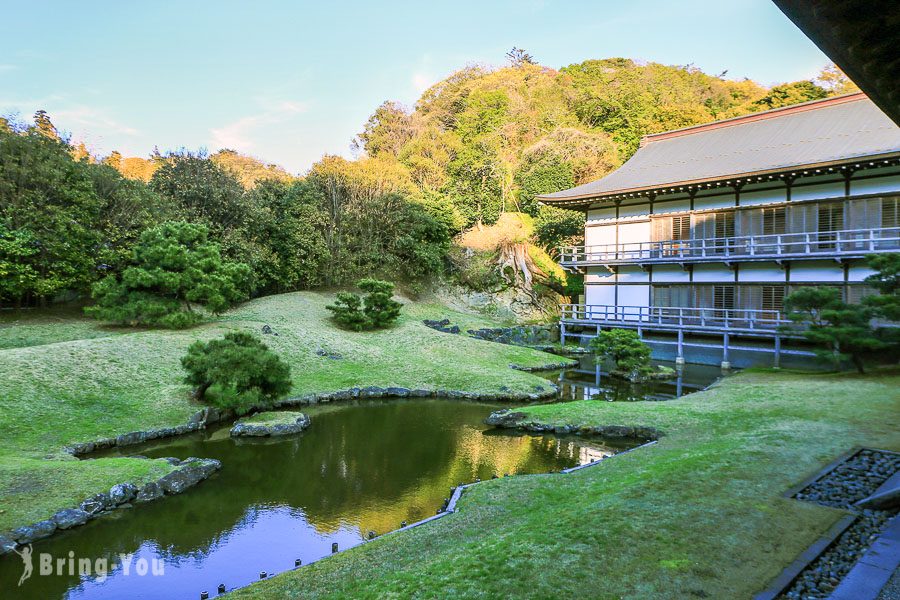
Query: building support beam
[
  {"left": 675, "top": 330, "right": 685, "bottom": 369},
  {"left": 721, "top": 332, "right": 732, "bottom": 371}
]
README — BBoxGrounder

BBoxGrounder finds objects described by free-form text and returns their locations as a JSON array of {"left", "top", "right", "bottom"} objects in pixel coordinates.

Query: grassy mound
[{"left": 0, "top": 292, "right": 560, "bottom": 531}]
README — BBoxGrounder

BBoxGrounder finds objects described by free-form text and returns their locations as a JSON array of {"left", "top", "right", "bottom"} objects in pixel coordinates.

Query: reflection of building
[{"left": 539, "top": 94, "right": 900, "bottom": 367}]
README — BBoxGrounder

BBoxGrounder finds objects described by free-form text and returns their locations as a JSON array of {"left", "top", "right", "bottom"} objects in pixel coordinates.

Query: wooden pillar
[
  {"left": 560, "top": 321, "right": 566, "bottom": 346},
  {"left": 774, "top": 335, "right": 781, "bottom": 369}
]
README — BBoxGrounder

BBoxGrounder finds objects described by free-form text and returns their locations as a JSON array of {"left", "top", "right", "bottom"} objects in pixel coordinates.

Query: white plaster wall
[
  {"left": 848, "top": 263, "right": 877, "bottom": 283},
  {"left": 585, "top": 284, "right": 616, "bottom": 306},
  {"left": 617, "top": 285, "right": 650, "bottom": 308},
  {"left": 618, "top": 199, "right": 652, "bottom": 218},
  {"left": 651, "top": 265, "right": 692, "bottom": 283},
  {"left": 789, "top": 261, "right": 845, "bottom": 282},
  {"left": 694, "top": 192, "right": 736, "bottom": 211},
  {"left": 791, "top": 180, "right": 845, "bottom": 202},
  {"left": 851, "top": 173, "right": 900, "bottom": 196},
  {"left": 652, "top": 198, "right": 692, "bottom": 215},
  {"left": 585, "top": 224, "right": 616, "bottom": 247},
  {"left": 584, "top": 268, "right": 616, "bottom": 285},
  {"left": 586, "top": 206, "right": 617, "bottom": 224},
  {"left": 692, "top": 264, "right": 737, "bottom": 283},
  {"left": 740, "top": 184, "right": 787, "bottom": 206},
  {"left": 617, "top": 266, "right": 650, "bottom": 284},
  {"left": 617, "top": 220, "right": 651, "bottom": 245},
  {"left": 737, "top": 263, "right": 787, "bottom": 283}
]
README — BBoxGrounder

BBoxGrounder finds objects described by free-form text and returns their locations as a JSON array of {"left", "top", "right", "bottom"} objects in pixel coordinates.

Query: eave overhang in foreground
[{"left": 536, "top": 152, "right": 900, "bottom": 212}]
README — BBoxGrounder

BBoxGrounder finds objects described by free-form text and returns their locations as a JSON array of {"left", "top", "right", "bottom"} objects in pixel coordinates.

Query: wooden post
[
  {"left": 560, "top": 321, "right": 566, "bottom": 346},
  {"left": 774, "top": 335, "right": 781, "bottom": 369}
]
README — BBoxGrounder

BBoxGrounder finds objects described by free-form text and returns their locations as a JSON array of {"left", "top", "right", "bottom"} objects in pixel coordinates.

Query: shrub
[
  {"left": 181, "top": 331, "right": 292, "bottom": 415},
  {"left": 590, "top": 329, "right": 652, "bottom": 380},
  {"left": 326, "top": 278, "right": 402, "bottom": 331}
]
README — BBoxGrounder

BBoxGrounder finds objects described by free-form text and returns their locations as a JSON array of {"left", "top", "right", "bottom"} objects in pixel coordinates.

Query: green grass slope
[
  {"left": 231, "top": 369, "right": 900, "bottom": 600},
  {"left": 0, "top": 292, "right": 560, "bottom": 531}
]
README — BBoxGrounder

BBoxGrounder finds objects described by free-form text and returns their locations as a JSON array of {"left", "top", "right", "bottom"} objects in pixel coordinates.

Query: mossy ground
[
  {"left": 230, "top": 368, "right": 900, "bottom": 599},
  {"left": 0, "top": 292, "right": 559, "bottom": 532}
]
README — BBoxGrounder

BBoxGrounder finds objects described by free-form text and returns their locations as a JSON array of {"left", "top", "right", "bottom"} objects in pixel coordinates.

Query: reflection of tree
[{"left": 0, "top": 399, "right": 619, "bottom": 597}]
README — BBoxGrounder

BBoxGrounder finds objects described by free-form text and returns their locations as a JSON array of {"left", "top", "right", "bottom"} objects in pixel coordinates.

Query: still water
[{"left": 0, "top": 398, "right": 639, "bottom": 599}]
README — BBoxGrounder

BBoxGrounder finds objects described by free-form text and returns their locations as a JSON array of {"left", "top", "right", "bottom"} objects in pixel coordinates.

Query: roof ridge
[{"left": 639, "top": 92, "right": 868, "bottom": 147}]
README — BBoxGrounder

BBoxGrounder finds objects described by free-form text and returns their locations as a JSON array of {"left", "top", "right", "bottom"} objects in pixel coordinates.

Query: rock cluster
[
  {"left": 467, "top": 325, "right": 559, "bottom": 347},
  {"left": 231, "top": 413, "right": 311, "bottom": 437},
  {"left": 484, "top": 409, "right": 662, "bottom": 441},
  {"left": 781, "top": 449, "right": 900, "bottom": 599},
  {"left": 273, "top": 384, "right": 559, "bottom": 406},
  {"left": 423, "top": 319, "right": 460, "bottom": 334},
  {"left": 0, "top": 457, "right": 220, "bottom": 554},
  {"left": 63, "top": 406, "right": 229, "bottom": 456}
]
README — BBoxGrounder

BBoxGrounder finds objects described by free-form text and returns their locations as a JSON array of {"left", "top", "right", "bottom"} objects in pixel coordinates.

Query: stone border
[
  {"left": 0, "top": 457, "right": 221, "bottom": 555},
  {"left": 482, "top": 409, "right": 664, "bottom": 442},
  {"left": 752, "top": 515, "right": 858, "bottom": 600},
  {"left": 829, "top": 511, "right": 900, "bottom": 600}
]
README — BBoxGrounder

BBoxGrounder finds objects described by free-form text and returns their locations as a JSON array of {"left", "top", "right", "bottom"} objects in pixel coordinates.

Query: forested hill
[
  {"left": 354, "top": 57, "right": 855, "bottom": 234},
  {"left": 0, "top": 57, "right": 857, "bottom": 309}
]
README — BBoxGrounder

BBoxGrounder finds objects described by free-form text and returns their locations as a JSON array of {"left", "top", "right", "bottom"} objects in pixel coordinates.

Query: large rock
[
  {"left": 0, "top": 533, "right": 16, "bottom": 556},
  {"left": 157, "top": 458, "right": 221, "bottom": 494},
  {"left": 484, "top": 410, "right": 528, "bottom": 428},
  {"left": 115, "top": 431, "right": 147, "bottom": 446},
  {"left": 12, "top": 520, "right": 56, "bottom": 543},
  {"left": 51, "top": 508, "right": 90, "bottom": 530},
  {"left": 109, "top": 483, "right": 138, "bottom": 505},
  {"left": 80, "top": 493, "right": 112, "bottom": 516},
  {"left": 134, "top": 481, "right": 164, "bottom": 503},
  {"left": 231, "top": 413, "right": 311, "bottom": 437}
]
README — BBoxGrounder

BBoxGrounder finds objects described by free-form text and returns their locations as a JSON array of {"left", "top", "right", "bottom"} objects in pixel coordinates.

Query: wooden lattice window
[
  {"left": 883, "top": 197, "right": 899, "bottom": 228},
  {"left": 761, "top": 285, "right": 785, "bottom": 313},
  {"left": 761, "top": 207, "right": 787, "bottom": 236}
]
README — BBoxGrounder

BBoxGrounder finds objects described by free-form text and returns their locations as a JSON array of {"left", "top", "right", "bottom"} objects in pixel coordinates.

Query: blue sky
[{"left": 0, "top": 0, "right": 829, "bottom": 173}]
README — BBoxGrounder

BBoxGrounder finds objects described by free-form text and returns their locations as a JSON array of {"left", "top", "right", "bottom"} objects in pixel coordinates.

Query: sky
[{"left": 0, "top": 0, "right": 830, "bottom": 174}]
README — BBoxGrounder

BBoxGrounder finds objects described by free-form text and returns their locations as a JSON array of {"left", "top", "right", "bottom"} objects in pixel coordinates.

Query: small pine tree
[
  {"left": 181, "top": 331, "right": 292, "bottom": 415},
  {"left": 783, "top": 287, "right": 885, "bottom": 373},
  {"left": 326, "top": 291, "right": 370, "bottom": 332},
  {"left": 86, "top": 221, "right": 250, "bottom": 328},
  {"left": 359, "top": 278, "right": 402, "bottom": 328},
  {"left": 589, "top": 329, "right": 652, "bottom": 380},
  {"left": 326, "top": 279, "right": 402, "bottom": 331}
]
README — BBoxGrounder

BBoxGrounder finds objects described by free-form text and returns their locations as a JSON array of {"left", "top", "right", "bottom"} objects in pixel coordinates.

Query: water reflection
[
  {"left": 0, "top": 399, "right": 637, "bottom": 600},
  {"left": 545, "top": 357, "right": 719, "bottom": 402}
]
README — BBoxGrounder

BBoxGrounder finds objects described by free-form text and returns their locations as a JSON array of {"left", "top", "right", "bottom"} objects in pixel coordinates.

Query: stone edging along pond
[{"left": 0, "top": 360, "right": 569, "bottom": 556}]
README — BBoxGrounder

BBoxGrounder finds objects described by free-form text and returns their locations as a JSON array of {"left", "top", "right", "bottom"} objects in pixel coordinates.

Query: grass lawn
[
  {"left": 0, "top": 292, "right": 561, "bottom": 532},
  {"left": 230, "top": 368, "right": 900, "bottom": 599}
]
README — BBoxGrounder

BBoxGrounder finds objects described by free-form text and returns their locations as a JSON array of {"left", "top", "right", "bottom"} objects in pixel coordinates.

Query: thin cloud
[{"left": 210, "top": 99, "right": 309, "bottom": 152}]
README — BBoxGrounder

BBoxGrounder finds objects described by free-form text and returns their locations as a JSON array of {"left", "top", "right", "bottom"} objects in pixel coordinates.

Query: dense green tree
[
  {"left": 354, "top": 101, "right": 419, "bottom": 159},
  {"left": 181, "top": 331, "right": 292, "bottom": 414},
  {"left": 86, "top": 221, "right": 250, "bottom": 328},
  {"left": 0, "top": 126, "right": 103, "bottom": 304},
  {"left": 0, "top": 224, "right": 38, "bottom": 304},
  {"left": 589, "top": 329, "right": 652, "bottom": 379},
  {"left": 783, "top": 287, "right": 885, "bottom": 373},
  {"left": 755, "top": 81, "right": 829, "bottom": 109},
  {"left": 864, "top": 254, "right": 900, "bottom": 322},
  {"left": 245, "top": 179, "right": 329, "bottom": 292},
  {"left": 534, "top": 205, "right": 585, "bottom": 255},
  {"left": 210, "top": 149, "right": 294, "bottom": 189}
]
